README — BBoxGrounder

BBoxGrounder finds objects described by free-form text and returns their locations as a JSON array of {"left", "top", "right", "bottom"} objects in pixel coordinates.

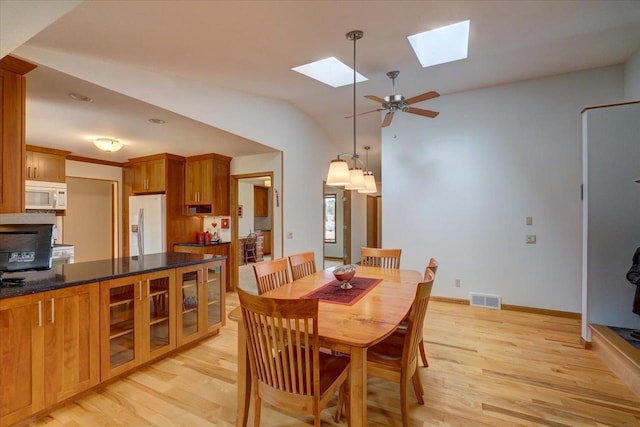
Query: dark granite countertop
[
  {"left": 174, "top": 241, "right": 230, "bottom": 247},
  {"left": 0, "top": 252, "right": 226, "bottom": 300}
]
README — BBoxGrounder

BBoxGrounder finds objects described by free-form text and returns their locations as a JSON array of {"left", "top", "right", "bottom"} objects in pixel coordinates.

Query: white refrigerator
[{"left": 129, "top": 194, "right": 166, "bottom": 256}]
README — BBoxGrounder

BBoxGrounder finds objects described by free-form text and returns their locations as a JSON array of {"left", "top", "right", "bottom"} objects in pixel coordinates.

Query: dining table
[{"left": 229, "top": 265, "right": 422, "bottom": 427}]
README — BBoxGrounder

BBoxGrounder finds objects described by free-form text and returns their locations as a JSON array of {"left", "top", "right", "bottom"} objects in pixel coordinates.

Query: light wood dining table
[{"left": 229, "top": 265, "right": 422, "bottom": 427}]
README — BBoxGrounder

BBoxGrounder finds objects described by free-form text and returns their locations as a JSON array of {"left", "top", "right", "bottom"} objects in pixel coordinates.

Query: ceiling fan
[{"left": 350, "top": 71, "right": 440, "bottom": 127}]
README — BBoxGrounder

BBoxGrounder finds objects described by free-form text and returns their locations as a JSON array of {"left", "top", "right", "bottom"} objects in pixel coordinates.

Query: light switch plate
[{"left": 526, "top": 216, "right": 533, "bottom": 226}]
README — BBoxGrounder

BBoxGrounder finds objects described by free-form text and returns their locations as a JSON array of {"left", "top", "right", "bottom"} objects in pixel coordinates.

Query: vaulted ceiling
[{"left": 5, "top": 0, "right": 640, "bottom": 179}]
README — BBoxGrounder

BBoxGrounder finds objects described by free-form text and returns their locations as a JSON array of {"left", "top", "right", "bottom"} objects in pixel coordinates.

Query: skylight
[
  {"left": 408, "top": 20, "right": 470, "bottom": 68},
  {"left": 292, "top": 57, "right": 367, "bottom": 88}
]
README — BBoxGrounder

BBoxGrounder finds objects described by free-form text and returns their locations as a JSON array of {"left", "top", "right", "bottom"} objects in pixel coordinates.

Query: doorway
[
  {"left": 231, "top": 173, "right": 274, "bottom": 293},
  {"left": 64, "top": 177, "right": 116, "bottom": 262},
  {"left": 323, "top": 184, "right": 351, "bottom": 268}
]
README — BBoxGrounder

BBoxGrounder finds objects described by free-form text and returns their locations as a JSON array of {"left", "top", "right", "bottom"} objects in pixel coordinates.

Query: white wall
[
  {"left": 383, "top": 66, "right": 624, "bottom": 312},
  {"left": 624, "top": 49, "right": 640, "bottom": 100},
  {"left": 582, "top": 103, "right": 640, "bottom": 339},
  {"left": 350, "top": 192, "right": 367, "bottom": 263}
]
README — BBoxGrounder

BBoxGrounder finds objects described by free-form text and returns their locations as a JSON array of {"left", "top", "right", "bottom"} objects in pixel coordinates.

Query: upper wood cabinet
[
  {"left": 254, "top": 185, "right": 269, "bottom": 217},
  {"left": 185, "top": 153, "right": 231, "bottom": 216},
  {"left": 130, "top": 155, "right": 168, "bottom": 193},
  {"left": 25, "top": 145, "right": 70, "bottom": 182},
  {"left": 0, "top": 55, "right": 36, "bottom": 213}
]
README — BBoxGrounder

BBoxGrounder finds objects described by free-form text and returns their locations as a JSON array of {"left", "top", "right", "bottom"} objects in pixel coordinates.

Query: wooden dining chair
[
  {"left": 238, "top": 289, "right": 350, "bottom": 427},
  {"left": 252, "top": 257, "right": 290, "bottom": 295},
  {"left": 288, "top": 251, "right": 317, "bottom": 281},
  {"left": 360, "top": 247, "right": 402, "bottom": 268},
  {"left": 356, "top": 270, "right": 434, "bottom": 427}
]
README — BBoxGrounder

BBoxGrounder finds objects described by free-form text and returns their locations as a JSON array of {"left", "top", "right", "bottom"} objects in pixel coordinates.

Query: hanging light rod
[{"left": 326, "top": 29, "right": 375, "bottom": 191}]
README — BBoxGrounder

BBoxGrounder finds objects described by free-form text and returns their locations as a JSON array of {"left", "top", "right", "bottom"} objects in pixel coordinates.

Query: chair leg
[
  {"left": 334, "top": 384, "right": 344, "bottom": 422},
  {"left": 419, "top": 339, "right": 429, "bottom": 367},
  {"left": 412, "top": 370, "right": 424, "bottom": 404},
  {"left": 253, "top": 395, "right": 261, "bottom": 427},
  {"left": 400, "top": 374, "right": 410, "bottom": 427}
]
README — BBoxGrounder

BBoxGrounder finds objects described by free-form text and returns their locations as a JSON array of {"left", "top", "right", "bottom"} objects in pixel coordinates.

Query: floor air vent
[{"left": 470, "top": 292, "right": 501, "bottom": 309}]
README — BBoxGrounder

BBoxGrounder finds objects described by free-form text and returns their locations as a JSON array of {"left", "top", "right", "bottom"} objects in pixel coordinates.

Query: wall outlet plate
[{"left": 526, "top": 235, "right": 537, "bottom": 244}]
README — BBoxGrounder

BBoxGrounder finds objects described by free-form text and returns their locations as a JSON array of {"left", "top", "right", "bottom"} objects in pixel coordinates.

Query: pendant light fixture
[
  {"left": 358, "top": 146, "right": 378, "bottom": 194},
  {"left": 326, "top": 30, "right": 374, "bottom": 191}
]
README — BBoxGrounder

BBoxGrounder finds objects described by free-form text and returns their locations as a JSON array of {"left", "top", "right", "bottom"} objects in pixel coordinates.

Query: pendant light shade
[
  {"left": 345, "top": 168, "right": 365, "bottom": 190},
  {"left": 325, "top": 30, "right": 377, "bottom": 190},
  {"left": 326, "top": 159, "right": 351, "bottom": 186},
  {"left": 359, "top": 171, "right": 377, "bottom": 194}
]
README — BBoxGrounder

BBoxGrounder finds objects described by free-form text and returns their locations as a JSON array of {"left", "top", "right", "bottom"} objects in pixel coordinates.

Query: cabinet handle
[
  {"left": 37, "top": 300, "right": 42, "bottom": 327},
  {"left": 139, "top": 281, "right": 143, "bottom": 301},
  {"left": 147, "top": 280, "right": 150, "bottom": 299},
  {"left": 34, "top": 167, "right": 37, "bottom": 179},
  {"left": 27, "top": 166, "right": 31, "bottom": 178},
  {"left": 50, "top": 298, "right": 55, "bottom": 323}
]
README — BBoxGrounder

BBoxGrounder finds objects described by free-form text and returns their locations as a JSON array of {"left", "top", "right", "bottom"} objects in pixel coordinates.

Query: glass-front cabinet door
[
  {"left": 176, "top": 265, "right": 203, "bottom": 345},
  {"left": 204, "top": 260, "right": 225, "bottom": 332},
  {"left": 101, "top": 276, "right": 141, "bottom": 379},
  {"left": 144, "top": 270, "right": 176, "bottom": 359}
]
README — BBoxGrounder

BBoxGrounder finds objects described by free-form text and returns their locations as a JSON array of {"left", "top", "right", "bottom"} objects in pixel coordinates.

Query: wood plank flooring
[{"left": 24, "top": 292, "right": 640, "bottom": 427}]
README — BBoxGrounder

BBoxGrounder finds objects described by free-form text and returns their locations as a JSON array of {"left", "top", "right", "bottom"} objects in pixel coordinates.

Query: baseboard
[
  {"left": 590, "top": 324, "right": 640, "bottom": 397},
  {"left": 431, "top": 296, "right": 580, "bottom": 319}
]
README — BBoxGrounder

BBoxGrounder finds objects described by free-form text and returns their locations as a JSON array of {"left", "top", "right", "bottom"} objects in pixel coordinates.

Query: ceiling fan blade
[
  {"left": 365, "top": 95, "right": 385, "bottom": 104},
  {"left": 381, "top": 112, "right": 394, "bottom": 127},
  {"left": 405, "top": 107, "right": 439, "bottom": 118},
  {"left": 404, "top": 91, "right": 440, "bottom": 105},
  {"left": 344, "top": 108, "right": 383, "bottom": 119}
]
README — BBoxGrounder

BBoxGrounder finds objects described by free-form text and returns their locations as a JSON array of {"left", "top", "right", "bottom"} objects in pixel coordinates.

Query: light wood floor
[{"left": 25, "top": 293, "right": 640, "bottom": 427}]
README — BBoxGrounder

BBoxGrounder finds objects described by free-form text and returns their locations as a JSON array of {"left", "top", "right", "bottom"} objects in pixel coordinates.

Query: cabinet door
[
  {"left": 100, "top": 277, "right": 142, "bottom": 379},
  {"left": 204, "top": 260, "right": 225, "bottom": 333},
  {"left": 43, "top": 284, "right": 100, "bottom": 406},
  {"left": 254, "top": 186, "right": 268, "bottom": 217},
  {"left": 185, "top": 159, "right": 212, "bottom": 204},
  {"left": 212, "top": 158, "right": 230, "bottom": 215},
  {"left": 132, "top": 162, "right": 147, "bottom": 193},
  {"left": 145, "top": 159, "right": 166, "bottom": 193},
  {"left": 0, "top": 294, "right": 44, "bottom": 426},
  {"left": 143, "top": 270, "right": 176, "bottom": 360},
  {"left": 176, "top": 264, "right": 204, "bottom": 345}
]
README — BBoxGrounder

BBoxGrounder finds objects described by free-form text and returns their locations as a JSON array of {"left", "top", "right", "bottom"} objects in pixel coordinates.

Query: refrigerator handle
[{"left": 138, "top": 208, "right": 144, "bottom": 256}]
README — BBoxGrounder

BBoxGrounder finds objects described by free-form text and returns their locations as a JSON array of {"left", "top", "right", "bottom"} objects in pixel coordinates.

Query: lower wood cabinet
[
  {"left": 173, "top": 244, "right": 231, "bottom": 290},
  {"left": 100, "top": 270, "right": 176, "bottom": 380},
  {"left": 0, "top": 284, "right": 100, "bottom": 427},
  {"left": 176, "top": 260, "right": 226, "bottom": 346}
]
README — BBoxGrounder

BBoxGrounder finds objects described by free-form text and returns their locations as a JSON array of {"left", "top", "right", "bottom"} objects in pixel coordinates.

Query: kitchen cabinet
[
  {"left": 25, "top": 145, "right": 69, "bottom": 182},
  {"left": 0, "top": 284, "right": 99, "bottom": 427},
  {"left": 100, "top": 270, "right": 176, "bottom": 380},
  {"left": 131, "top": 156, "right": 166, "bottom": 193},
  {"left": 185, "top": 153, "right": 231, "bottom": 215},
  {"left": 0, "top": 55, "right": 36, "bottom": 213},
  {"left": 254, "top": 185, "right": 269, "bottom": 217},
  {"left": 173, "top": 243, "right": 231, "bottom": 291},
  {"left": 175, "top": 260, "right": 225, "bottom": 346}
]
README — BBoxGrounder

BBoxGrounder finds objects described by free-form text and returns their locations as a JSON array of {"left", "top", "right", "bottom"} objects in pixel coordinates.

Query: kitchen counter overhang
[{"left": 0, "top": 252, "right": 226, "bottom": 300}]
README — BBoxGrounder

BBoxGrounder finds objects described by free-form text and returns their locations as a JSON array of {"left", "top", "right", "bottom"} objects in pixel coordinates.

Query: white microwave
[{"left": 25, "top": 180, "right": 67, "bottom": 210}]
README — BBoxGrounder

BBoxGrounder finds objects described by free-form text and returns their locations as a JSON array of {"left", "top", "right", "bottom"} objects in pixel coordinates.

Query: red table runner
[{"left": 300, "top": 276, "right": 382, "bottom": 306}]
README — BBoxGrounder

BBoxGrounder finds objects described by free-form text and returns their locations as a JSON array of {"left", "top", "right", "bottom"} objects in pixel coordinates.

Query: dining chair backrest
[
  {"left": 253, "top": 257, "right": 290, "bottom": 295},
  {"left": 361, "top": 247, "right": 402, "bottom": 269},
  {"left": 424, "top": 257, "right": 438, "bottom": 281},
  {"left": 403, "top": 269, "right": 434, "bottom": 369},
  {"left": 288, "top": 251, "right": 317, "bottom": 281},
  {"left": 238, "top": 288, "right": 346, "bottom": 425}
]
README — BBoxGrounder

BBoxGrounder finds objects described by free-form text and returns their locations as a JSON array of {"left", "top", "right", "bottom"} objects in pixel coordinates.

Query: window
[{"left": 324, "top": 194, "right": 336, "bottom": 243}]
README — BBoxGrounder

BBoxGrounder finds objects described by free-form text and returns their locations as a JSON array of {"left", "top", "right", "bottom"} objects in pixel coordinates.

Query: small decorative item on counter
[
  {"left": 196, "top": 232, "right": 205, "bottom": 244},
  {"left": 333, "top": 264, "right": 357, "bottom": 289},
  {"left": 204, "top": 231, "right": 212, "bottom": 244}
]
